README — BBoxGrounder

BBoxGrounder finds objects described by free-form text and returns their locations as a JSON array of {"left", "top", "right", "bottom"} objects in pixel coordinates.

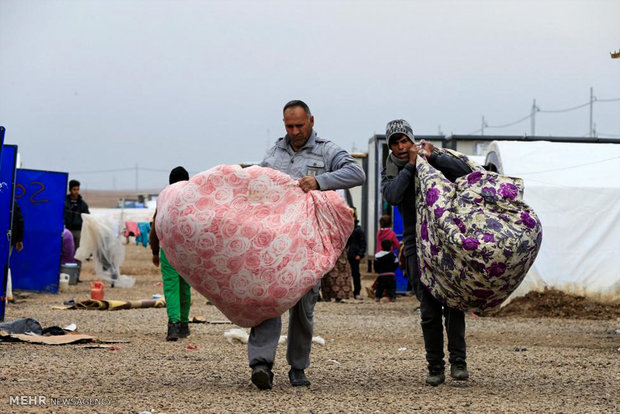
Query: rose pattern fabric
[
  {"left": 415, "top": 149, "right": 542, "bottom": 312},
  {"left": 156, "top": 165, "right": 354, "bottom": 327}
]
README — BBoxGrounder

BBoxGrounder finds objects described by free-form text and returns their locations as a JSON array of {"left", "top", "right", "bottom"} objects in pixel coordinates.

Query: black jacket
[
  {"left": 381, "top": 152, "right": 470, "bottom": 259},
  {"left": 11, "top": 200, "right": 24, "bottom": 246},
  {"left": 347, "top": 222, "right": 366, "bottom": 261},
  {"left": 374, "top": 251, "right": 399, "bottom": 275},
  {"left": 64, "top": 194, "right": 90, "bottom": 231}
]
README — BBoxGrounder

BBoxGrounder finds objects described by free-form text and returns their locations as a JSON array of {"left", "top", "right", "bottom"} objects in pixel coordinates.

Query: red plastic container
[{"left": 89, "top": 281, "right": 105, "bottom": 300}]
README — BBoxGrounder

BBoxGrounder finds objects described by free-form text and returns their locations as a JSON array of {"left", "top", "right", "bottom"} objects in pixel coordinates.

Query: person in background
[
  {"left": 249, "top": 100, "right": 365, "bottom": 390},
  {"left": 150, "top": 166, "right": 192, "bottom": 342},
  {"left": 64, "top": 179, "right": 89, "bottom": 281},
  {"left": 381, "top": 119, "right": 471, "bottom": 387},
  {"left": 320, "top": 248, "right": 352, "bottom": 303},
  {"left": 64, "top": 179, "right": 90, "bottom": 249},
  {"left": 60, "top": 228, "right": 76, "bottom": 265},
  {"left": 10, "top": 200, "right": 24, "bottom": 254},
  {"left": 368, "top": 214, "right": 401, "bottom": 298},
  {"left": 376, "top": 214, "right": 400, "bottom": 254},
  {"left": 320, "top": 189, "right": 354, "bottom": 303},
  {"left": 6, "top": 200, "right": 24, "bottom": 303},
  {"left": 373, "top": 239, "right": 399, "bottom": 302},
  {"left": 347, "top": 214, "right": 366, "bottom": 300}
]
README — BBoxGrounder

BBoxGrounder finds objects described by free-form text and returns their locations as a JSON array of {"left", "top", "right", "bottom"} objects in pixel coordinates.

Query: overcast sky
[{"left": 1, "top": 0, "right": 619, "bottom": 190}]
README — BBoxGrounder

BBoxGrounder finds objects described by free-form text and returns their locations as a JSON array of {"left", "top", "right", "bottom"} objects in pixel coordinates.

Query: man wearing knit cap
[{"left": 381, "top": 119, "right": 472, "bottom": 386}]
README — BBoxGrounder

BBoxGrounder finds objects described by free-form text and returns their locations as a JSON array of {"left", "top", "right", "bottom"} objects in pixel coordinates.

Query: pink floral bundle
[{"left": 156, "top": 165, "right": 353, "bottom": 327}]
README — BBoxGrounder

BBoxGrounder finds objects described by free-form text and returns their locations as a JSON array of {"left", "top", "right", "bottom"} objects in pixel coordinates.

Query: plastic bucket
[
  {"left": 60, "top": 263, "right": 79, "bottom": 285},
  {"left": 89, "top": 281, "right": 105, "bottom": 301},
  {"left": 59, "top": 273, "right": 70, "bottom": 290}
]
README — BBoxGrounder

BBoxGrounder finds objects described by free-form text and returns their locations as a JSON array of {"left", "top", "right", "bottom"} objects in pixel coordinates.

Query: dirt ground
[{"left": 2, "top": 243, "right": 619, "bottom": 413}]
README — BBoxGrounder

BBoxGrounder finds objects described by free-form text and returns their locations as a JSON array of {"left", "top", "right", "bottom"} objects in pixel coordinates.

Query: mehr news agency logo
[{"left": 9, "top": 395, "right": 113, "bottom": 407}]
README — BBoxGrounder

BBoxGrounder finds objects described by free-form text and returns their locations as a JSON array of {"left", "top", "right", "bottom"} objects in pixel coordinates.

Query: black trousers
[
  {"left": 348, "top": 257, "right": 361, "bottom": 296},
  {"left": 375, "top": 275, "right": 396, "bottom": 299},
  {"left": 407, "top": 254, "right": 466, "bottom": 371}
]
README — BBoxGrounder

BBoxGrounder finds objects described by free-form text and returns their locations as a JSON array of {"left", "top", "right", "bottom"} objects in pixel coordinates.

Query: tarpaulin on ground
[
  {"left": 10, "top": 169, "right": 67, "bottom": 293},
  {"left": 156, "top": 164, "right": 354, "bottom": 327},
  {"left": 54, "top": 299, "right": 166, "bottom": 310},
  {"left": 0, "top": 142, "right": 17, "bottom": 321},
  {"left": 415, "top": 149, "right": 542, "bottom": 312}
]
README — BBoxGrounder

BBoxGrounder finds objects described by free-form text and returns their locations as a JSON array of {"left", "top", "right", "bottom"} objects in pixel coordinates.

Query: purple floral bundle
[{"left": 415, "top": 149, "right": 542, "bottom": 312}]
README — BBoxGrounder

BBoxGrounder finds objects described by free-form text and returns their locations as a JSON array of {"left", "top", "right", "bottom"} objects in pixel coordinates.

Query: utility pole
[
  {"left": 589, "top": 87, "right": 594, "bottom": 138},
  {"left": 481, "top": 116, "right": 485, "bottom": 136},
  {"left": 530, "top": 99, "right": 537, "bottom": 136},
  {"left": 135, "top": 163, "right": 139, "bottom": 193}
]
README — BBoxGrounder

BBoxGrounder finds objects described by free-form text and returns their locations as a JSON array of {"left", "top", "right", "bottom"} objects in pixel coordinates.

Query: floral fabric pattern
[
  {"left": 156, "top": 165, "right": 354, "bottom": 327},
  {"left": 415, "top": 149, "right": 542, "bottom": 312}
]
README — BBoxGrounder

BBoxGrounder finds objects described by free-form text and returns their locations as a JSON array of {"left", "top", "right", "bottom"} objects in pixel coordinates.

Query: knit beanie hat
[
  {"left": 169, "top": 166, "right": 189, "bottom": 184},
  {"left": 386, "top": 119, "right": 415, "bottom": 146}
]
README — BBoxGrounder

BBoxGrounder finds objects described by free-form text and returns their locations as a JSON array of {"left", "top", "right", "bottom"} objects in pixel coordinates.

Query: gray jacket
[
  {"left": 381, "top": 152, "right": 470, "bottom": 258},
  {"left": 261, "top": 130, "right": 365, "bottom": 190}
]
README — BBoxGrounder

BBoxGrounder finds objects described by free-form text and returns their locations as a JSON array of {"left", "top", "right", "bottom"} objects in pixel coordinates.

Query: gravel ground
[{"left": 2, "top": 244, "right": 619, "bottom": 413}]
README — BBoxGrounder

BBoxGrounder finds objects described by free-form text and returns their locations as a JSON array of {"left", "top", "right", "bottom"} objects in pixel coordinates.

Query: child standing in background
[
  {"left": 373, "top": 239, "right": 399, "bottom": 302},
  {"left": 376, "top": 214, "right": 400, "bottom": 253}
]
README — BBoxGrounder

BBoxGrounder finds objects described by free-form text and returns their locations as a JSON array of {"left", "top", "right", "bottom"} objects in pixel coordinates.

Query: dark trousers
[
  {"left": 408, "top": 254, "right": 466, "bottom": 371},
  {"left": 348, "top": 257, "right": 361, "bottom": 296},
  {"left": 248, "top": 282, "right": 320, "bottom": 370},
  {"left": 375, "top": 275, "right": 396, "bottom": 299}
]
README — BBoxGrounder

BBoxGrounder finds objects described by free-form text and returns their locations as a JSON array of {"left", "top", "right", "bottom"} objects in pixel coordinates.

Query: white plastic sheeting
[
  {"left": 75, "top": 214, "right": 136, "bottom": 288},
  {"left": 486, "top": 141, "right": 620, "bottom": 303}
]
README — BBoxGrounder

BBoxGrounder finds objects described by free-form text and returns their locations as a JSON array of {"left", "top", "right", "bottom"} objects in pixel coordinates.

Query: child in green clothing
[{"left": 150, "top": 166, "right": 192, "bottom": 341}]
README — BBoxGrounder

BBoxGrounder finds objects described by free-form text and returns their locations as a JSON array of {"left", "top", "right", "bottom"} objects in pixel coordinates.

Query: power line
[
  {"left": 537, "top": 101, "right": 590, "bottom": 113},
  {"left": 486, "top": 113, "right": 532, "bottom": 129},
  {"left": 595, "top": 97, "right": 620, "bottom": 102},
  {"left": 465, "top": 91, "right": 620, "bottom": 135},
  {"left": 466, "top": 128, "right": 482, "bottom": 135}
]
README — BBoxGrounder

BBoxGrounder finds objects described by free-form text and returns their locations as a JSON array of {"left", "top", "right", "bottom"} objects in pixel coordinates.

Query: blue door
[{"left": 10, "top": 169, "right": 68, "bottom": 293}]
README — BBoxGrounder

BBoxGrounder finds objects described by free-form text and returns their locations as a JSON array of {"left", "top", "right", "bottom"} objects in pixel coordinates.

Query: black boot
[
  {"left": 251, "top": 365, "right": 274, "bottom": 390},
  {"left": 426, "top": 367, "right": 445, "bottom": 386},
  {"left": 288, "top": 368, "right": 311, "bottom": 387},
  {"left": 178, "top": 322, "right": 190, "bottom": 338},
  {"left": 166, "top": 322, "right": 181, "bottom": 341},
  {"left": 450, "top": 362, "right": 469, "bottom": 380}
]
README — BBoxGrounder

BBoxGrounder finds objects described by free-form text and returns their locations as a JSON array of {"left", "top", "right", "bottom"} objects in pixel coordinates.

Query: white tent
[{"left": 485, "top": 140, "right": 620, "bottom": 303}]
